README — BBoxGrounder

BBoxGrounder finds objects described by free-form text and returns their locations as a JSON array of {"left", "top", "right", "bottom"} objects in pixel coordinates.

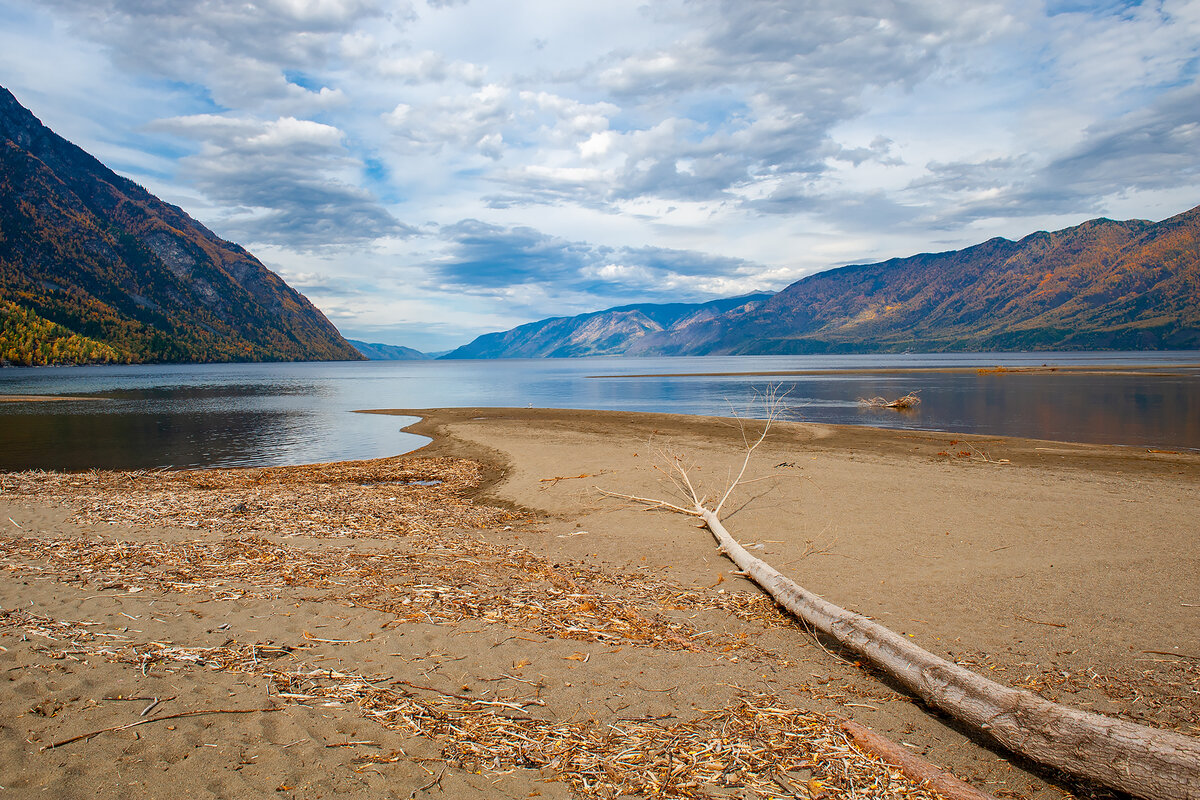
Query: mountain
[
  {"left": 0, "top": 86, "right": 362, "bottom": 366},
  {"left": 442, "top": 294, "right": 773, "bottom": 359},
  {"left": 448, "top": 206, "right": 1200, "bottom": 358},
  {"left": 662, "top": 205, "right": 1200, "bottom": 354},
  {"left": 348, "top": 339, "right": 433, "bottom": 360}
]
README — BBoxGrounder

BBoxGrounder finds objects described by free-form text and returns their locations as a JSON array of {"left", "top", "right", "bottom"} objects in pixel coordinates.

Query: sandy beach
[{"left": 1, "top": 408, "right": 1197, "bottom": 799}]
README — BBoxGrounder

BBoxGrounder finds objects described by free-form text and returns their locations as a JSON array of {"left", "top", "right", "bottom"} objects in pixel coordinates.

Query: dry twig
[
  {"left": 3, "top": 608, "right": 941, "bottom": 799},
  {"left": 42, "top": 706, "right": 281, "bottom": 750}
]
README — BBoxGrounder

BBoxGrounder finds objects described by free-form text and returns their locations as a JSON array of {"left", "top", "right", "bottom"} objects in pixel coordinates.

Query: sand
[{"left": 1, "top": 407, "right": 1197, "bottom": 799}]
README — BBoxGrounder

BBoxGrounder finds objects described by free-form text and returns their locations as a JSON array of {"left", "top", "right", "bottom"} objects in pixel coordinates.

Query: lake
[{"left": 1, "top": 351, "right": 1198, "bottom": 470}]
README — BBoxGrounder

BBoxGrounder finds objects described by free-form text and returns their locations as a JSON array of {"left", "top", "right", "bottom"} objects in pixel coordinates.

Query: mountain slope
[
  {"left": 348, "top": 340, "right": 432, "bottom": 360},
  {"left": 0, "top": 86, "right": 362, "bottom": 365},
  {"left": 1, "top": 299, "right": 123, "bottom": 366},
  {"left": 676, "top": 205, "right": 1200, "bottom": 354},
  {"left": 450, "top": 206, "right": 1200, "bottom": 358},
  {"left": 442, "top": 294, "right": 772, "bottom": 358}
]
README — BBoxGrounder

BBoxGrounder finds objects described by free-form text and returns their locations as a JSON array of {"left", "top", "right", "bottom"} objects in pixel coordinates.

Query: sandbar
[{"left": 1, "top": 407, "right": 1196, "bottom": 798}]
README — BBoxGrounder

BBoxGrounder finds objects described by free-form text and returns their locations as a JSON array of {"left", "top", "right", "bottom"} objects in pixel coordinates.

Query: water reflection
[
  {"left": 2, "top": 410, "right": 281, "bottom": 470},
  {"left": 0, "top": 353, "right": 1197, "bottom": 471},
  {"left": 91, "top": 382, "right": 331, "bottom": 401},
  {"left": 770, "top": 371, "right": 1200, "bottom": 448}
]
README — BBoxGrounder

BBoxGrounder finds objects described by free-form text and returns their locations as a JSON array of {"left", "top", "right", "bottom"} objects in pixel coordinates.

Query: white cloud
[
  {"left": 377, "top": 50, "right": 486, "bottom": 85},
  {"left": 383, "top": 84, "right": 514, "bottom": 158},
  {"left": 151, "top": 114, "right": 409, "bottom": 246},
  {"left": 1, "top": 0, "right": 1198, "bottom": 350}
]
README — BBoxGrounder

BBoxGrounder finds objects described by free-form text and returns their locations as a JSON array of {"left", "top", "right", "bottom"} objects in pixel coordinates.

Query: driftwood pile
[{"left": 859, "top": 392, "right": 921, "bottom": 410}]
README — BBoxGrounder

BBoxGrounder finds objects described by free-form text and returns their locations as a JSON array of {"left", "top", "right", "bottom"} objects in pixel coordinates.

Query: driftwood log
[
  {"left": 695, "top": 506, "right": 1200, "bottom": 800},
  {"left": 601, "top": 393, "right": 1199, "bottom": 799},
  {"left": 859, "top": 392, "right": 921, "bottom": 410},
  {"left": 839, "top": 719, "right": 1000, "bottom": 800}
]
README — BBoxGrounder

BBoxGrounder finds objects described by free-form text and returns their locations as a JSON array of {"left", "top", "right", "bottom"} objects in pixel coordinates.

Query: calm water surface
[{"left": 1, "top": 352, "right": 1197, "bottom": 470}]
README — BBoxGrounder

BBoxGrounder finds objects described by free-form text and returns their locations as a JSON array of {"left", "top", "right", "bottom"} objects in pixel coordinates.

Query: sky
[{"left": 1, "top": 0, "right": 1198, "bottom": 351}]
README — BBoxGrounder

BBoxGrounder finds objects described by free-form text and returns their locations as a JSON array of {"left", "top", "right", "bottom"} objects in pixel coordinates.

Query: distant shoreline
[
  {"left": 0, "top": 394, "right": 106, "bottom": 403},
  {"left": 586, "top": 363, "right": 1200, "bottom": 379}
]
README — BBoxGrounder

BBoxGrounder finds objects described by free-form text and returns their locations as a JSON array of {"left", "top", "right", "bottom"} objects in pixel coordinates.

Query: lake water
[{"left": 1, "top": 352, "right": 1198, "bottom": 470}]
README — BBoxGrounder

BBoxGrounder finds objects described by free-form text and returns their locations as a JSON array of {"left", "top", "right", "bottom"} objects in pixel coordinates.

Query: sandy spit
[{"left": 1, "top": 407, "right": 1197, "bottom": 799}]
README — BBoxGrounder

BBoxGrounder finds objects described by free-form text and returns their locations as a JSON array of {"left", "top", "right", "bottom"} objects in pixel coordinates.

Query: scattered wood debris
[
  {"left": 859, "top": 393, "right": 921, "bottom": 410},
  {"left": 4, "top": 453, "right": 1196, "bottom": 797},
  {"left": 1, "top": 607, "right": 941, "bottom": 800},
  {"left": 0, "top": 457, "right": 800, "bottom": 652},
  {"left": 0, "top": 456, "right": 513, "bottom": 540},
  {"left": 538, "top": 472, "right": 603, "bottom": 486}
]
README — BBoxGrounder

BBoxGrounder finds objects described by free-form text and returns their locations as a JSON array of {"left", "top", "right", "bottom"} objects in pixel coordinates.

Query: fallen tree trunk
[
  {"left": 839, "top": 719, "right": 999, "bottom": 800},
  {"left": 696, "top": 507, "right": 1200, "bottom": 800}
]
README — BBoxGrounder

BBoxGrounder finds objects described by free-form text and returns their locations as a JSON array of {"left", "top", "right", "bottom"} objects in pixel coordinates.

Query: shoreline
[
  {"left": 585, "top": 363, "right": 1200, "bottom": 379},
  {"left": 372, "top": 405, "right": 1200, "bottom": 477},
  {"left": 2, "top": 407, "right": 1197, "bottom": 798},
  {"left": 0, "top": 394, "right": 108, "bottom": 402}
]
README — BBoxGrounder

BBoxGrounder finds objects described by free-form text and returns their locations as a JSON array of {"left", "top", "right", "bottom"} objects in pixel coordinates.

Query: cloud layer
[{"left": 2, "top": 0, "right": 1198, "bottom": 349}]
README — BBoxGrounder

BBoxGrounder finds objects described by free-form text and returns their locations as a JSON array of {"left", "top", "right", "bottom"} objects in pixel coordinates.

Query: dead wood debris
[
  {"left": 0, "top": 456, "right": 797, "bottom": 652},
  {"left": 859, "top": 393, "right": 921, "bottom": 410},
  {"left": 0, "top": 456, "right": 514, "bottom": 540},
  {"left": 2, "top": 457, "right": 1193, "bottom": 737},
  {"left": 6, "top": 456, "right": 1192, "bottom": 794},
  {"left": 43, "top": 706, "right": 280, "bottom": 750},
  {"left": 2, "top": 607, "right": 940, "bottom": 800},
  {"left": 0, "top": 528, "right": 785, "bottom": 653},
  {"left": 0, "top": 456, "right": 940, "bottom": 797}
]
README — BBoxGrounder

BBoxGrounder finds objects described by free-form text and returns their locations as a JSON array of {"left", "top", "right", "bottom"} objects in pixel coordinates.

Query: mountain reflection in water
[{"left": 0, "top": 353, "right": 1197, "bottom": 470}]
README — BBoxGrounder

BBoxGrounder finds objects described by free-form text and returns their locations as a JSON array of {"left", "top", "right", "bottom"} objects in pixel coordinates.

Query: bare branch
[
  {"left": 596, "top": 385, "right": 1200, "bottom": 800},
  {"left": 713, "top": 384, "right": 790, "bottom": 517},
  {"left": 594, "top": 487, "right": 700, "bottom": 517}
]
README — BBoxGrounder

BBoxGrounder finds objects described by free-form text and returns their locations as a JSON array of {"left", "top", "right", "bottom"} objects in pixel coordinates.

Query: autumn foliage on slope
[
  {"left": 692, "top": 206, "right": 1200, "bottom": 354},
  {"left": 0, "top": 300, "right": 126, "bottom": 366},
  {"left": 0, "top": 86, "right": 362, "bottom": 366},
  {"left": 444, "top": 205, "right": 1200, "bottom": 358}
]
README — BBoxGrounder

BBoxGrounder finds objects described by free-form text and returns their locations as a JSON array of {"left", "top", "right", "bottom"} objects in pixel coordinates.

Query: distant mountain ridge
[
  {"left": 348, "top": 339, "right": 433, "bottom": 360},
  {"left": 678, "top": 205, "right": 1200, "bottom": 354},
  {"left": 442, "top": 293, "right": 773, "bottom": 358},
  {"left": 448, "top": 206, "right": 1200, "bottom": 357},
  {"left": 0, "top": 86, "right": 361, "bottom": 365}
]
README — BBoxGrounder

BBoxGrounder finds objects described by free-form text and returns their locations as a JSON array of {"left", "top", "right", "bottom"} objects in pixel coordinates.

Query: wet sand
[{"left": 1, "top": 408, "right": 1197, "bottom": 799}]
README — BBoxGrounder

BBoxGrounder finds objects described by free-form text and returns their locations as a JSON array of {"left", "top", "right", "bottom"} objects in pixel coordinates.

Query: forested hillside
[
  {"left": 0, "top": 301, "right": 124, "bottom": 366},
  {"left": 0, "top": 86, "right": 362, "bottom": 366}
]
